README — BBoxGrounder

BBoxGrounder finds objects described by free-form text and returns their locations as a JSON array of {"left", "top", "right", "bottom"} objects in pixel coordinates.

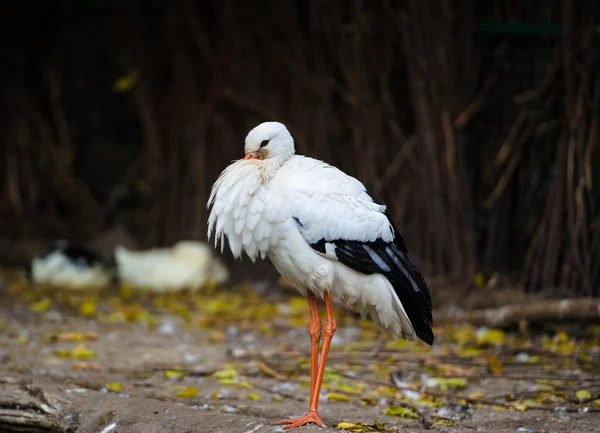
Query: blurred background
[
  {"left": 0, "top": 0, "right": 598, "bottom": 296},
  {"left": 1, "top": 3, "right": 600, "bottom": 431}
]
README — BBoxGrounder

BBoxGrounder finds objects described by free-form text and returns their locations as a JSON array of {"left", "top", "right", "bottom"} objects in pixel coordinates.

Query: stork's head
[{"left": 243, "top": 122, "right": 295, "bottom": 163}]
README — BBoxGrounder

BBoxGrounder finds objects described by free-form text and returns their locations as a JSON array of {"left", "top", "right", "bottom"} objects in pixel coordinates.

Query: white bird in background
[
  {"left": 31, "top": 241, "right": 112, "bottom": 289},
  {"left": 114, "top": 241, "right": 229, "bottom": 293},
  {"left": 207, "top": 122, "right": 433, "bottom": 429}
]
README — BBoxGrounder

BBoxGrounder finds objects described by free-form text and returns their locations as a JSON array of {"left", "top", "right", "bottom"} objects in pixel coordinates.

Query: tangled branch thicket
[{"left": 0, "top": 0, "right": 598, "bottom": 295}]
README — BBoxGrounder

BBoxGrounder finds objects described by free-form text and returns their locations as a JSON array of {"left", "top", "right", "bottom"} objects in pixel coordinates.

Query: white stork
[{"left": 207, "top": 122, "right": 433, "bottom": 428}]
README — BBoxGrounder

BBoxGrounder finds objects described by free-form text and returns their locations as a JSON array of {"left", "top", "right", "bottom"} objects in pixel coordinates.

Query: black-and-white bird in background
[{"left": 207, "top": 121, "right": 433, "bottom": 429}]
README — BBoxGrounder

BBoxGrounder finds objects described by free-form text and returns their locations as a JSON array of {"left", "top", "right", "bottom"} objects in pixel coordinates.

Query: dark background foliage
[{"left": 1, "top": 0, "right": 598, "bottom": 294}]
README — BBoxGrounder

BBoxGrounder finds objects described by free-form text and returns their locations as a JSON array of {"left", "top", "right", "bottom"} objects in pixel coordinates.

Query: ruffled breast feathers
[{"left": 207, "top": 160, "right": 285, "bottom": 261}]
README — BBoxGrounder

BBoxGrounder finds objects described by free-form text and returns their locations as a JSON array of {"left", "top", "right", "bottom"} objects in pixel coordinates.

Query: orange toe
[{"left": 273, "top": 411, "right": 325, "bottom": 429}]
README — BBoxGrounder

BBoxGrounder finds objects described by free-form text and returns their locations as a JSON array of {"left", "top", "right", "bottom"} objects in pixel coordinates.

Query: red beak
[{"left": 244, "top": 152, "right": 257, "bottom": 160}]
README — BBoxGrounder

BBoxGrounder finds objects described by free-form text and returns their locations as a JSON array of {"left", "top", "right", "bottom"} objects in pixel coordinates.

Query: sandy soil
[{"left": 0, "top": 280, "right": 599, "bottom": 433}]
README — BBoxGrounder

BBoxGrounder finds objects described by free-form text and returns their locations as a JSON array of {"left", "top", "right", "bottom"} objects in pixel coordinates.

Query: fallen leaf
[
  {"left": 337, "top": 382, "right": 365, "bottom": 394},
  {"left": 55, "top": 344, "right": 97, "bottom": 359},
  {"left": 424, "top": 377, "right": 467, "bottom": 391},
  {"left": 72, "top": 362, "right": 100, "bottom": 371},
  {"left": 30, "top": 298, "right": 51, "bottom": 313},
  {"left": 555, "top": 330, "right": 569, "bottom": 343},
  {"left": 72, "top": 344, "right": 97, "bottom": 359},
  {"left": 512, "top": 399, "right": 537, "bottom": 411},
  {"left": 476, "top": 328, "right": 505, "bottom": 346},
  {"left": 474, "top": 272, "right": 485, "bottom": 289},
  {"left": 384, "top": 406, "right": 419, "bottom": 418},
  {"left": 218, "top": 378, "right": 252, "bottom": 389},
  {"left": 336, "top": 422, "right": 368, "bottom": 432},
  {"left": 119, "top": 285, "right": 134, "bottom": 299},
  {"left": 488, "top": 354, "right": 503, "bottom": 375},
  {"left": 164, "top": 370, "right": 187, "bottom": 379},
  {"left": 80, "top": 300, "right": 97, "bottom": 317},
  {"left": 327, "top": 393, "right": 351, "bottom": 402},
  {"left": 213, "top": 368, "right": 238, "bottom": 380},
  {"left": 433, "top": 418, "right": 456, "bottom": 427},
  {"left": 175, "top": 386, "right": 199, "bottom": 398},
  {"left": 576, "top": 390, "right": 592, "bottom": 402},
  {"left": 14, "top": 335, "right": 28, "bottom": 344},
  {"left": 208, "top": 330, "right": 226, "bottom": 343},
  {"left": 247, "top": 393, "right": 261, "bottom": 400},
  {"left": 113, "top": 70, "right": 138, "bottom": 93},
  {"left": 256, "top": 360, "right": 287, "bottom": 381},
  {"left": 105, "top": 382, "right": 122, "bottom": 392},
  {"left": 57, "top": 331, "right": 98, "bottom": 342}
]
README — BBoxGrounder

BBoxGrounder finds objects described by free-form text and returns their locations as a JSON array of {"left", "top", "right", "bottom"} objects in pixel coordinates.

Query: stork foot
[{"left": 273, "top": 411, "right": 325, "bottom": 429}]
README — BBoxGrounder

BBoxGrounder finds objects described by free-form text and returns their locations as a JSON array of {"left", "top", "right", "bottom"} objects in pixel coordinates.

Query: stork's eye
[{"left": 260, "top": 139, "right": 270, "bottom": 148}]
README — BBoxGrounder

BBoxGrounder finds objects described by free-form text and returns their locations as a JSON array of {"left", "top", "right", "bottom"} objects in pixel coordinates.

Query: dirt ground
[{"left": 0, "top": 275, "right": 599, "bottom": 433}]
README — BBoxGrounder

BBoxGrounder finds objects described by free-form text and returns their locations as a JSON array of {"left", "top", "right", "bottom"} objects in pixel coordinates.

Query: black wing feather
[{"left": 304, "top": 196, "right": 434, "bottom": 345}]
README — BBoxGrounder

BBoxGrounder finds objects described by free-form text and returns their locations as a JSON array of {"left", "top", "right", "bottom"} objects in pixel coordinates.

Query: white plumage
[
  {"left": 208, "top": 122, "right": 432, "bottom": 342},
  {"left": 114, "top": 241, "right": 229, "bottom": 293},
  {"left": 31, "top": 243, "right": 112, "bottom": 289}
]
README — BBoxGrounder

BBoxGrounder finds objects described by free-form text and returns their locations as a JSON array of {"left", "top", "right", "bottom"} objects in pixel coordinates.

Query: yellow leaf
[
  {"left": 384, "top": 406, "right": 419, "bottom": 418},
  {"left": 424, "top": 377, "right": 467, "bottom": 391},
  {"left": 53, "top": 349, "right": 72, "bottom": 358},
  {"left": 488, "top": 354, "right": 503, "bottom": 375},
  {"left": 164, "top": 370, "right": 187, "bottom": 379},
  {"left": 134, "top": 308, "right": 152, "bottom": 325},
  {"left": 460, "top": 348, "right": 485, "bottom": 357},
  {"left": 255, "top": 360, "right": 287, "bottom": 381},
  {"left": 336, "top": 422, "right": 368, "bottom": 432},
  {"left": 271, "top": 396, "right": 283, "bottom": 402},
  {"left": 72, "top": 362, "right": 100, "bottom": 371},
  {"left": 327, "top": 393, "right": 351, "bottom": 402},
  {"left": 452, "top": 326, "right": 476, "bottom": 344},
  {"left": 474, "top": 272, "right": 485, "bottom": 289},
  {"left": 287, "top": 296, "right": 309, "bottom": 313},
  {"left": 384, "top": 339, "right": 411, "bottom": 350},
  {"left": 468, "top": 392, "right": 486, "bottom": 399},
  {"left": 337, "top": 422, "right": 360, "bottom": 429},
  {"left": 72, "top": 344, "right": 96, "bottom": 359},
  {"left": 80, "top": 300, "right": 97, "bottom": 317},
  {"left": 434, "top": 418, "right": 456, "bottom": 427},
  {"left": 15, "top": 335, "right": 28, "bottom": 344},
  {"left": 247, "top": 393, "right": 261, "bottom": 400},
  {"left": 58, "top": 331, "right": 98, "bottom": 342},
  {"left": 213, "top": 368, "right": 237, "bottom": 380},
  {"left": 323, "top": 370, "right": 343, "bottom": 383},
  {"left": 119, "top": 285, "right": 134, "bottom": 299},
  {"left": 175, "top": 386, "right": 198, "bottom": 398},
  {"left": 208, "top": 330, "right": 226, "bottom": 343},
  {"left": 30, "top": 298, "right": 51, "bottom": 313},
  {"left": 576, "top": 390, "right": 592, "bottom": 402},
  {"left": 476, "top": 328, "right": 505, "bottom": 346},
  {"left": 105, "top": 382, "right": 122, "bottom": 392},
  {"left": 337, "top": 382, "right": 365, "bottom": 394},
  {"left": 113, "top": 70, "right": 138, "bottom": 93},
  {"left": 237, "top": 380, "right": 252, "bottom": 389},
  {"left": 554, "top": 330, "right": 569, "bottom": 343},
  {"left": 513, "top": 399, "right": 537, "bottom": 411}
]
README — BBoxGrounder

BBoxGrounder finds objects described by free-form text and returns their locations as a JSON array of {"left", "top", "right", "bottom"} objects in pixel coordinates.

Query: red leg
[
  {"left": 307, "top": 292, "right": 322, "bottom": 402},
  {"left": 308, "top": 291, "right": 336, "bottom": 414},
  {"left": 273, "top": 291, "right": 330, "bottom": 429}
]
